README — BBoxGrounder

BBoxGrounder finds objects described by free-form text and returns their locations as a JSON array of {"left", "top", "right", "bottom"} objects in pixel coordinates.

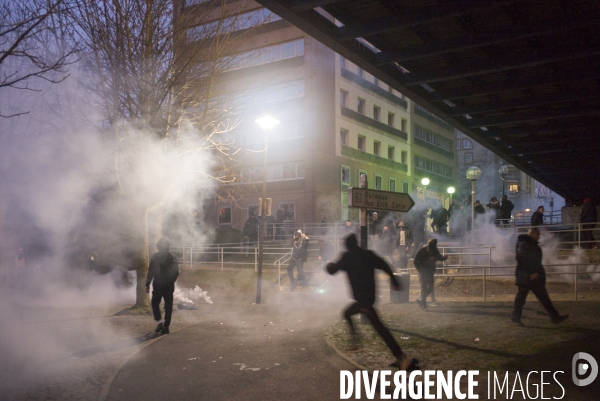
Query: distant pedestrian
[
  {"left": 369, "top": 212, "right": 382, "bottom": 248},
  {"left": 510, "top": 228, "right": 569, "bottom": 326},
  {"left": 396, "top": 221, "right": 413, "bottom": 271},
  {"left": 433, "top": 206, "right": 449, "bottom": 236},
  {"left": 580, "top": 198, "right": 597, "bottom": 249},
  {"left": 413, "top": 239, "right": 448, "bottom": 311},
  {"left": 489, "top": 197, "right": 501, "bottom": 226},
  {"left": 343, "top": 219, "right": 358, "bottom": 236},
  {"left": 530, "top": 206, "right": 544, "bottom": 226},
  {"left": 146, "top": 237, "right": 180, "bottom": 335},
  {"left": 500, "top": 195, "right": 515, "bottom": 227},
  {"left": 287, "top": 230, "right": 310, "bottom": 290},
  {"left": 326, "top": 234, "right": 414, "bottom": 370},
  {"left": 243, "top": 214, "right": 259, "bottom": 245}
]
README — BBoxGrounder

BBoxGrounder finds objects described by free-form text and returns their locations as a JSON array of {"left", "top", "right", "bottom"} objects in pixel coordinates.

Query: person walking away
[
  {"left": 396, "top": 221, "right": 413, "bottom": 272},
  {"left": 287, "top": 230, "right": 310, "bottom": 290},
  {"left": 434, "top": 207, "right": 449, "bottom": 237},
  {"left": 500, "top": 195, "right": 515, "bottom": 227},
  {"left": 369, "top": 212, "right": 382, "bottom": 250},
  {"left": 489, "top": 197, "right": 501, "bottom": 226},
  {"left": 413, "top": 239, "right": 448, "bottom": 311},
  {"left": 580, "top": 198, "right": 597, "bottom": 249},
  {"left": 146, "top": 237, "right": 179, "bottom": 335},
  {"left": 510, "top": 228, "right": 569, "bottom": 326},
  {"left": 530, "top": 206, "right": 544, "bottom": 226},
  {"left": 326, "top": 234, "right": 415, "bottom": 370}
]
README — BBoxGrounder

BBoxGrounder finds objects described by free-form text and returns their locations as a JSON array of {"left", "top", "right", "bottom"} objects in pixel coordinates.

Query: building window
[
  {"left": 358, "top": 169, "right": 367, "bottom": 187},
  {"left": 465, "top": 152, "right": 473, "bottom": 164},
  {"left": 389, "top": 178, "right": 396, "bottom": 192},
  {"left": 463, "top": 139, "right": 473, "bottom": 149},
  {"left": 357, "top": 135, "right": 366, "bottom": 151},
  {"left": 341, "top": 165, "right": 350, "bottom": 185},
  {"left": 509, "top": 184, "right": 519, "bottom": 193},
  {"left": 218, "top": 206, "right": 232, "bottom": 225},
  {"left": 401, "top": 118, "right": 407, "bottom": 132},
  {"left": 340, "top": 55, "right": 346, "bottom": 69},
  {"left": 401, "top": 150, "right": 407, "bottom": 164},
  {"left": 373, "top": 141, "right": 381, "bottom": 156},
  {"left": 242, "top": 162, "right": 305, "bottom": 183},
  {"left": 414, "top": 155, "right": 453, "bottom": 178},
  {"left": 388, "top": 112, "right": 395, "bottom": 127},
  {"left": 278, "top": 202, "right": 295, "bottom": 221},
  {"left": 402, "top": 181, "right": 409, "bottom": 193},
  {"left": 414, "top": 125, "right": 453, "bottom": 152},
  {"left": 357, "top": 98, "right": 365, "bottom": 114},
  {"left": 341, "top": 191, "right": 349, "bottom": 221},
  {"left": 224, "top": 38, "right": 304, "bottom": 72},
  {"left": 340, "top": 89, "right": 348, "bottom": 107},
  {"left": 373, "top": 105, "right": 381, "bottom": 121},
  {"left": 375, "top": 174, "right": 382, "bottom": 190},
  {"left": 388, "top": 146, "right": 395, "bottom": 160},
  {"left": 456, "top": 140, "right": 461, "bottom": 150},
  {"left": 340, "top": 128, "right": 349, "bottom": 146}
]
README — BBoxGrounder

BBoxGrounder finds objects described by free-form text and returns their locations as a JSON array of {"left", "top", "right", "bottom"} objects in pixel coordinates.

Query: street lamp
[
  {"left": 421, "top": 177, "right": 430, "bottom": 201},
  {"left": 499, "top": 165, "right": 508, "bottom": 198},
  {"left": 447, "top": 186, "right": 455, "bottom": 203},
  {"left": 255, "top": 116, "right": 279, "bottom": 304},
  {"left": 466, "top": 166, "right": 482, "bottom": 244}
]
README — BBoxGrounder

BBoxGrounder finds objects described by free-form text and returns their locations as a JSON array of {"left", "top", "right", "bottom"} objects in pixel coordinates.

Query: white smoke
[{"left": 174, "top": 284, "right": 213, "bottom": 305}]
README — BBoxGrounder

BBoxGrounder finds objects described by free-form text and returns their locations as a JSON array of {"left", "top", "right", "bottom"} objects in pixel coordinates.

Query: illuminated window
[{"left": 509, "top": 184, "right": 519, "bottom": 193}]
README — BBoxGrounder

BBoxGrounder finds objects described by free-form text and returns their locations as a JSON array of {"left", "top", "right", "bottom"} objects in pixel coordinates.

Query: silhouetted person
[
  {"left": 489, "top": 197, "right": 501, "bottom": 226},
  {"left": 530, "top": 206, "right": 544, "bottom": 226},
  {"left": 265, "top": 214, "right": 275, "bottom": 240},
  {"left": 500, "top": 195, "right": 515, "bottom": 227},
  {"left": 511, "top": 228, "right": 568, "bottom": 326},
  {"left": 146, "top": 237, "right": 179, "bottom": 335},
  {"left": 326, "top": 234, "right": 413, "bottom": 370},
  {"left": 343, "top": 219, "right": 358, "bottom": 236},
  {"left": 287, "top": 230, "right": 310, "bottom": 290},
  {"left": 580, "top": 198, "right": 597, "bottom": 249},
  {"left": 413, "top": 239, "right": 447, "bottom": 311}
]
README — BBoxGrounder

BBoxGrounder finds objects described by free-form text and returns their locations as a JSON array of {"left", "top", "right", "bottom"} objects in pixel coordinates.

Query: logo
[{"left": 572, "top": 352, "right": 598, "bottom": 387}]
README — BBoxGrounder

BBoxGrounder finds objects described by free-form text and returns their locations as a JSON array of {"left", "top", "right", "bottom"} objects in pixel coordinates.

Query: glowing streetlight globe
[
  {"left": 255, "top": 116, "right": 280, "bottom": 131},
  {"left": 421, "top": 177, "right": 430, "bottom": 186},
  {"left": 447, "top": 187, "right": 455, "bottom": 194},
  {"left": 466, "top": 166, "right": 482, "bottom": 181}
]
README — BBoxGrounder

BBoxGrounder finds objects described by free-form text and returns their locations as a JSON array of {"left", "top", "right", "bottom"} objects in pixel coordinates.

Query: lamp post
[
  {"left": 421, "top": 177, "right": 430, "bottom": 202},
  {"left": 447, "top": 186, "right": 455, "bottom": 204},
  {"left": 499, "top": 165, "right": 508, "bottom": 198},
  {"left": 466, "top": 166, "right": 481, "bottom": 244},
  {"left": 255, "top": 116, "right": 279, "bottom": 304}
]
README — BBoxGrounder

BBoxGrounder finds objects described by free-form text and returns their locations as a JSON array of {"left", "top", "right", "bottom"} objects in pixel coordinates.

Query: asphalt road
[{"left": 105, "top": 293, "right": 359, "bottom": 401}]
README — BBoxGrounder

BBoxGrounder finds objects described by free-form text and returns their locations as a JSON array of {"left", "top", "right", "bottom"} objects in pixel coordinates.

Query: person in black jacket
[
  {"left": 413, "top": 239, "right": 447, "bottom": 311},
  {"left": 580, "top": 198, "right": 597, "bottom": 249},
  {"left": 287, "top": 230, "right": 310, "bottom": 290},
  {"left": 510, "top": 228, "right": 568, "bottom": 326},
  {"left": 326, "top": 234, "right": 413, "bottom": 370},
  {"left": 500, "top": 195, "right": 515, "bottom": 227},
  {"left": 530, "top": 206, "right": 544, "bottom": 226},
  {"left": 488, "top": 197, "right": 502, "bottom": 226},
  {"left": 146, "top": 237, "right": 180, "bottom": 335}
]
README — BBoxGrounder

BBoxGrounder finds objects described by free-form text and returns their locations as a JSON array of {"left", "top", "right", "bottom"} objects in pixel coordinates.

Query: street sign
[{"left": 347, "top": 188, "right": 415, "bottom": 213}]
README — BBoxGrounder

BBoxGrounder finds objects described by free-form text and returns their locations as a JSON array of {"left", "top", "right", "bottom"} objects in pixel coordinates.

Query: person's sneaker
[
  {"left": 511, "top": 318, "right": 525, "bottom": 327},
  {"left": 551, "top": 314, "right": 569, "bottom": 325},
  {"left": 154, "top": 322, "right": 164, "bottom": 333},
  {"left": 160, "top": 326, "right": 170, "bottom": 335}
]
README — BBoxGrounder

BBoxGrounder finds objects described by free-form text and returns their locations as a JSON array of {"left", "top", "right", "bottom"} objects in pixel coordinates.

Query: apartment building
[{"left": 181, "top": 1, "right": 457, "bottom": 231}]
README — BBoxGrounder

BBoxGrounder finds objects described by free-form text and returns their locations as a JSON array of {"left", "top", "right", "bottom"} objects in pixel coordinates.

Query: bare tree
[
  {"left": 70, "top": 0, "right": 274, "bottom": 307},
  {"left": 0, "top": 0, "right": 76, "bottom": 117}
]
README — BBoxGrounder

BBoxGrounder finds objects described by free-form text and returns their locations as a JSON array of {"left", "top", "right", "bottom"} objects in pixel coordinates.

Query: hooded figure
[
  {"left": 327, "top": 234, "right": 414, "bottom": 370},
  {"left": 287, "top": 230, "right": 310, "bottom": 290},
  {"left": 413, "top": 238, "right": 447, "bottom": 311},
  {"left": 146, "top": 237, "right": 179, "bottom": 335},
  {"left": 511, "top": 228, "right": 568, "bottom": 326}
]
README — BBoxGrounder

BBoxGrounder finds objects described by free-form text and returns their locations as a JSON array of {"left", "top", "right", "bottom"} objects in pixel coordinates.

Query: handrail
[{"left": 274, "top": 251, "right": 292, "bottom": 288}]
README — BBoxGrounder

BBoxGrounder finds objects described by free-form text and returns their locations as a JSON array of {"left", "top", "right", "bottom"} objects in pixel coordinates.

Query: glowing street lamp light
[
  {"left": 255, "top": 116, "right": 279, "bottom": 304},
  {"left": 447, "top": 186, "right": 455, "bottom": 203}
]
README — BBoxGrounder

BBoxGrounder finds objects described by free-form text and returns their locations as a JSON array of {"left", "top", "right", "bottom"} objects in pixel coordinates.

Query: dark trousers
[
  {"left": 344, "top": 301, "right": 402, "bottom": 358},
  {"left": 512, "top": 281, "right": 559, "bottom": 321},
  {"left": 287, "top": 258, "right": 306, "bottom": 287},
  {"left": 581, "top": 223, "right": 597, "bottom": 249},
  {"left": 418, "top": 269, "right": 434, "bottom": 307},
  {"left": 151, "top": 284, "right": 174, "bottom": 327}
]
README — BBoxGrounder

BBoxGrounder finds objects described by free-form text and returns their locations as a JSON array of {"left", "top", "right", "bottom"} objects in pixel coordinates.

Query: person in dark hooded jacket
[
  {"left": 326, "top": 234, "right": 413, "bottom": 370},
  {"left": 510, "top": 228, "right": 568, "bottom": 326},
  {"left": 413, "top": 238, "right": 447, "bottom": 311},
  {"left": 146, "top": 237, "right": 179, "bottom": 335}
]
